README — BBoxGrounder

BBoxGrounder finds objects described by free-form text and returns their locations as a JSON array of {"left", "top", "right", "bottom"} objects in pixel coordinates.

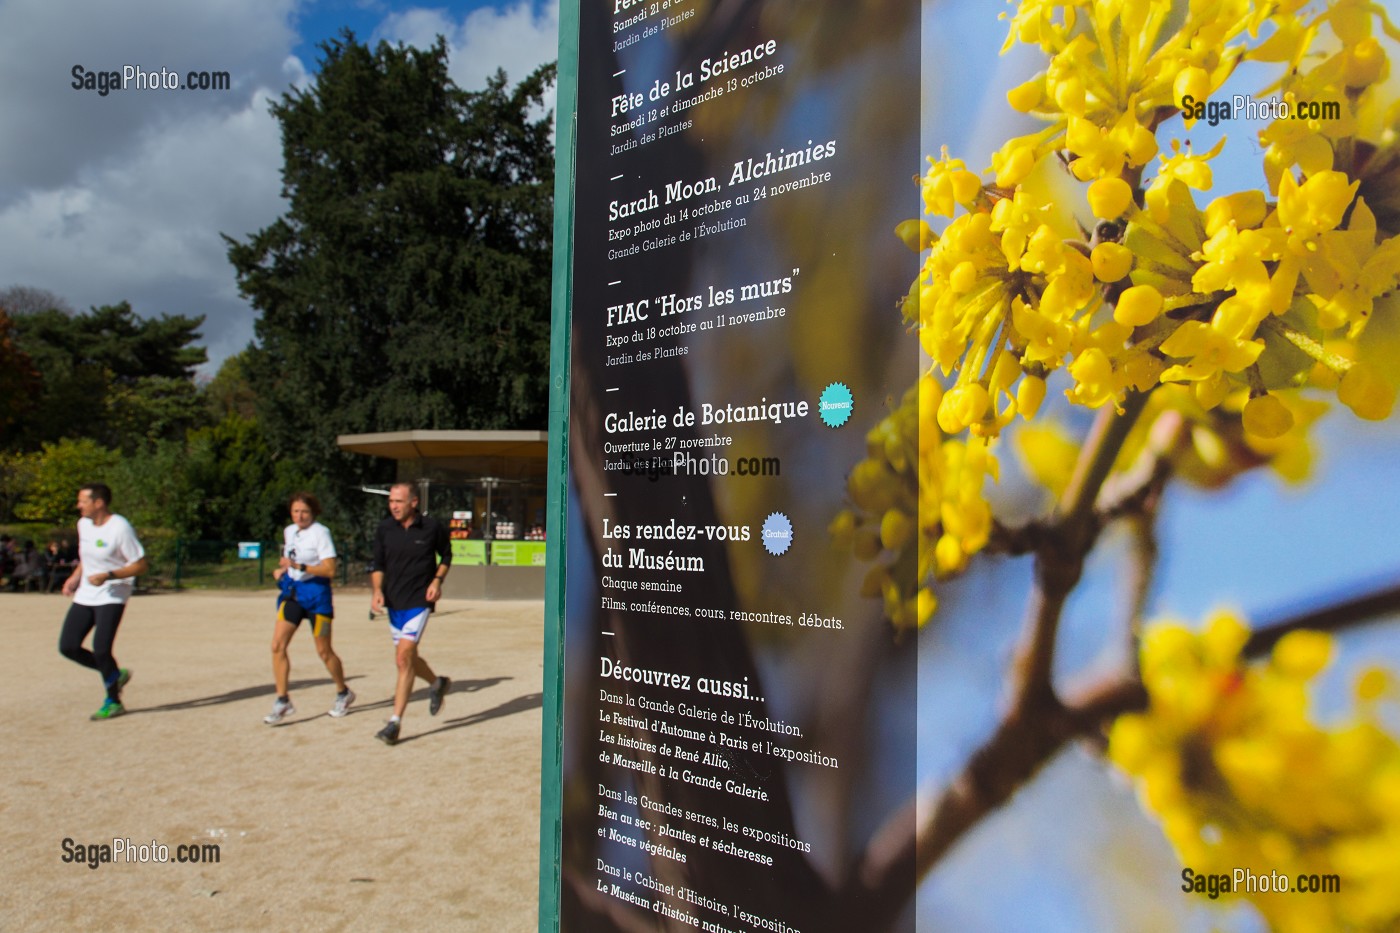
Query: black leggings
[{"left": 59, "top": 603, "right": 127, "bottom": 701}]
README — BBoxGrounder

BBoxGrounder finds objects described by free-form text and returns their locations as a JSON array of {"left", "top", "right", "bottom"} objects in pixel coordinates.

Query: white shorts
[{"left": 387, "top": 608, "right": 430, "bottom": 644}]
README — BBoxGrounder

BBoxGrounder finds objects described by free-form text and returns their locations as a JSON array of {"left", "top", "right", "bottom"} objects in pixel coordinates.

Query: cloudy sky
[{"left": 0, "top": 0, "right": 560, "bottom": 373}]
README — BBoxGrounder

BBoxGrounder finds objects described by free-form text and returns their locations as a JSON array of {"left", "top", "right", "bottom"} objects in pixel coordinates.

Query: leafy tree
[
  {"left": 13, "top": 438, "right": 120, "bottom": 524},
  {"left": 83, "top": 301, "right": 206, "bottom": 382},
  {"left": 6, "top": 301, "right": 208, "bottom": 453},
  {"left": 98, "top": 410, "right": 322, "bottom": 544},
  {"left": 108, "top": 377, "right": 207, "bottom": 449},
  {"left": 182, "top": 413, "right": 321, "bottom": 540},
  {"left": 0, "top": 451, "right": 36, "bottom": 522},
  {"left": 0, "top": 308, "right": 40, "bottom": 435},
  {"left": 109, "top": 438, "right": 199, "bottom": 538},
  {"left": 202, "top": 348, "right": 260, "bottom": 420},
  {"left": 227, "top": 31, "right": 555, "bottom": 506}
]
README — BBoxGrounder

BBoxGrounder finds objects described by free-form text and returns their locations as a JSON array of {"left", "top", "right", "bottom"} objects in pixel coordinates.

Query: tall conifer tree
[{"left": 227, "top": 32, "right": 556, "bottom": 502}]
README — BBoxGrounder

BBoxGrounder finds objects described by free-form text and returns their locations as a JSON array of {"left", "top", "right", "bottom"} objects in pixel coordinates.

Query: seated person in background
[
  {"left": 44, "top": 540, "right": 79, "bottom": 592},
  {"left": 9, "top": 540, "right": 45, "bottom": 591},
  {"left": 38, "top": 541, "right": 57, "bottom": 589},
  {"left": 0, "top": 535, "right": 15, "bottom": 583}
]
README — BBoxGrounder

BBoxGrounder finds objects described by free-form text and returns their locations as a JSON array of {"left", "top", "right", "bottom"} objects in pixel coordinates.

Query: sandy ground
[{"left": 0, "top": 590, "right": 544, "bottom": 932}]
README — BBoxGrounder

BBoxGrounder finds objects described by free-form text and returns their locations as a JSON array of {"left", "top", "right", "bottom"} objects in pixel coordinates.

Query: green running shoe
[{"left": 90, "top": 699, "right": 126, "bottom": 721}]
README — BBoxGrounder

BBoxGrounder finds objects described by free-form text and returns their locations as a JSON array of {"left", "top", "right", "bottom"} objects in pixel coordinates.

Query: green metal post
[{"left": 540, "top": 2, "right": 580, "bottom": 928}]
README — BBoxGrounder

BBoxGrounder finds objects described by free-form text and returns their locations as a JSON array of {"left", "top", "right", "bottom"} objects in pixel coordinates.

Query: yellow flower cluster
[
  {"left": 997, "top": 0, "right": 1273, "bottom": 185},
  {"left": 1252, "top": 0, "right": 1400, "bottom": 194},
  {"left": 1121, "top": 165, "right": 1400, "bottom": 423},
  {"left": 1123, "top": 382, "right": 1331, "bottom": 489},
  {"left": 830, "top": 375, "right": 997, "bottom": 628},
  {"left": 1110, "top": 613, "right": 1400, "bottom": 931},
  {"left": 911, "top": 160, "right": 1119, "bottom": 437},
  {"left": 914, "top": 0, "right": 1400, "bottom": 451}
]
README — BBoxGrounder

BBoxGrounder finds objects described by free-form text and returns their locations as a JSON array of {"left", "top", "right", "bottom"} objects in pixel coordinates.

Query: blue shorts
[
  {"left": 277, "top": 577, "right": 334, "bottom": 636},
  {"left": 387, "top": 607, "right": 430, "bottom": 644}
]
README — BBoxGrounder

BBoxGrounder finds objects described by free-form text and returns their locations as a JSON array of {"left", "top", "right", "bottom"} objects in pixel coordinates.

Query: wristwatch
[{"left": 299, "top": 563, "right": 307, "bottom": 572}]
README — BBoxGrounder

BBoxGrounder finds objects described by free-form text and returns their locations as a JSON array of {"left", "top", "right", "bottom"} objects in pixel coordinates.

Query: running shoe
[
  {"left": 90, "top": 699, "right": 125, "bottom": 721},
  {"left": 429, "top": 676, "right": 451, "bottom": 716},
  {"left": 329, "top": 689, "right": 356, "bottom": 718},
  {"left": 263, "top": 698, "right": 295, "bottom": 724},
  {"left": 116, "top": 667, "right": 131, "bottom": 692},
  {"left": 375, "top": 720, "right": 400, "bottom": 746}
]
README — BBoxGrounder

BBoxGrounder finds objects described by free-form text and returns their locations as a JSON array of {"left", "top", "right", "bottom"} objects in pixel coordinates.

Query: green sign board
[
  {"left": 490, "top": 541, "right": 547, "bottom": 567},
  {"left": 450, "top": 540, "right": 488, "bottom": 566}
]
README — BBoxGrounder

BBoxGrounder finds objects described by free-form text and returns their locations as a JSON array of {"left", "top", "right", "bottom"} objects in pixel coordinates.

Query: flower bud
[
  {"left": 949, "top": 260, "right": 978, "bottom": 294},
  {"left": 1345, "top": 37, "right": 1387, "bottom": 88},
  {"left": 1173, "top": 66, "right": 1211, "bottom": 109},
  {"left": 1016, "top": 374, "right": 1047, "bottom": 420},
  {"left": 1242, "top": 394, "right": 1294, "bottom": 438},
  {"left": 1114, "top": 284, "right": 1164, "bottom": 327},
  {"left": 1006, "top": 74, "right": 1044, "bottom": 112},
  {"left": 880, "top": 508, "right": 914, "bottom": 551},
  {"left": 1339, "top": 362, "right": 1395, "bottom": 420},
  {"left": 1272, "top": 630, "right": 1333, "bottom": 680},
  {"left": 1332, "top": 5, "right": 1372, "bottom": 44},
  {"left": 937, "top": 382, "right": 991, "bottom": 433},
  {"left": 1087, "top": 177, "right": 1133, "bottom": 218},
  {"left": 895, "top": 219, "right": 932, "bottom": 252},
  {"left": 1091, "top": 242, "right": 1133, "bottom": 282},
  {"left": 994, "top": 143, "right": 1037, "bottom": 189}
]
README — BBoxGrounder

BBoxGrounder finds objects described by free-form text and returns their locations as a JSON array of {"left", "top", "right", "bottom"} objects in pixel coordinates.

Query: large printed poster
[
  {"left": 560, "top": 1, "right": 920, "bottom": 930},
  {"left": 555, "top": 2, "right": 1400, "bottom": 931}
]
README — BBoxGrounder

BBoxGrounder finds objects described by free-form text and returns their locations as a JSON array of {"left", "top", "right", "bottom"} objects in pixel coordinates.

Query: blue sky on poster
[{"left": 0, "top": 0, "right": 559, "bottom": 371}]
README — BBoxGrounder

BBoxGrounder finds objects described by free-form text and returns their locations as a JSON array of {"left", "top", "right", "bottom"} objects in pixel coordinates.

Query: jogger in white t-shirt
[{"left": 58, "top": 483, "right": 149, "bottom": 720}]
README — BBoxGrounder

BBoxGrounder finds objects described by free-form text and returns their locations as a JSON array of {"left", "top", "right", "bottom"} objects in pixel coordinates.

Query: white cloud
[
  {"left": 378, "top": 1, "right": 559, "bottom": 103},
  {"left": 0, "top": 0, "right": 561, "bottom": 372},
  {"left": 0, "top": 0, "right": 298, "bottom": 199},
  {"left": 0, "top": 83, "right": 288, "bottom": 364}
]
